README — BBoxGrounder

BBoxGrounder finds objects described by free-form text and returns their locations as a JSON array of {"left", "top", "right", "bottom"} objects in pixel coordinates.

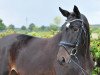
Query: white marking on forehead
[{"left": 66, "top": 23, "right": 70, "bottom": 27}]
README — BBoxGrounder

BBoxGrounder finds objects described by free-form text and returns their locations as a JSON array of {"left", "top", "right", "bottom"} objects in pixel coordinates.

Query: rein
[{"left": 59, "top": 19, "right": 88, "bottom": 75}]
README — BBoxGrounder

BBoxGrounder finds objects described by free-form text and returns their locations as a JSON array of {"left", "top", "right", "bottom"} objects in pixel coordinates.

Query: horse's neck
[
  {"left": 51, "top": 32, "right": 62, "bottom": 51},
  {"left": 81, "top": 14, "right": 90, "bottom": 56},
  {"left": 84, "top": 21, "right": 90, "bottom": 57},
  {"left": 81, "top": 21, "right": 94, "bottom": 70},
  {"left": 47, "top": 32, "right": 62, "bottom": 59},
  {"left": 51, "top": 32, "right": 62, "bottom": 45}
]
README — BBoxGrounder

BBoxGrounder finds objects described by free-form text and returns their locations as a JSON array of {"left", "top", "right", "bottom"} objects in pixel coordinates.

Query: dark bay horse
[{"left": 0, "top": 6, "right": 94, "bottom": 75}]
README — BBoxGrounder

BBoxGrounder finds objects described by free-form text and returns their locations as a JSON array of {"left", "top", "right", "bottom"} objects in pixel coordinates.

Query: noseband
[{"left": 59, "top": 19, "right": 88, "bottom": 75}]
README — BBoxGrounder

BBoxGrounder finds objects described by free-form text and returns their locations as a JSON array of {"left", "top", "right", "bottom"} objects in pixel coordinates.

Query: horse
[{"left": 0, "top": 5, "right": 94, "bottom": 75}]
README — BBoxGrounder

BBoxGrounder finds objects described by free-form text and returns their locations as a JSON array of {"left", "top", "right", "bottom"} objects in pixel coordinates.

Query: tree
[
  {"left": 21, "top": 26, "right": 26, "bottom": 30},
  {"left": 0, "top": 19, "right": 6, "bottom": 31},
  {"left": 40, "top": 25, "right": 48, "bottom": 31},
  {"left": 48, "top": 16, "right": 62, "bottom": 31},
  {"left": 28, "top": 23, "right": 35, "bottom": 31},
  {"left": 53, "top": 16, "right": 62, "bottom": 26},
  {"left": 49, "top": 24, "right": 59, "bottom": 31},
  {"left": 8, "top": 24, "right": 15, "bottom": 30}
]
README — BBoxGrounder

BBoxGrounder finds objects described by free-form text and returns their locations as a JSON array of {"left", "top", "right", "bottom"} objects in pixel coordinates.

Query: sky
[{"left": 0, "top": 0, "right": 100, "bottom": 28}]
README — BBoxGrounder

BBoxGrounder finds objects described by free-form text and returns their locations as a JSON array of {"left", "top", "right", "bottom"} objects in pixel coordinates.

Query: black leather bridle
[
  {"left": 59, "top": 19, "right": 88, "bottom": 75},
  {"left": 59, "top": 19, "right": 86, "bottom": 55}
]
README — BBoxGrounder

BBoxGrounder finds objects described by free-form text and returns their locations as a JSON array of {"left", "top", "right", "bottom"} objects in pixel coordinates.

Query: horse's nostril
[
  {"left": 62, "top": 57, "right": 65, "bottom": 62},
  {"left": 57, "top": 57, "right": 66, "bottom": 65}
]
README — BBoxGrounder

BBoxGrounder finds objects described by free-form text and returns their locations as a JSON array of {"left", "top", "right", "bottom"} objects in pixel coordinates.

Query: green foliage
[
  {"left": 53, "top": 16, "right": 62, "bottom": 25},
  {"left": 27, "top": 31, "right": 58, "bottom": 38},
  {"left": 91, "top": 41, "right": 100, "bottom": 58},
  {"left": 90, "top": 27, "right": 100, "bottom": 75},
  {"left": 21, "top": 26, "right": 27, "bottom": 30},
  {"left": 8, "top": 24, "right": 15, "bottom": 30},
  {"left": 49, "top": 24, "right": 59, "bottom": 31},
  {"left": 28, "top": 23, "right": 35, "bottom": 31},
  {"left": 0, "top": 19, "right": 6, "bottom": 31},
  {"left": 39, "top": 25, "right": 48, "bottom": 31},
  {"left": 92, "top": 67, "right": 100, "bottom": 75},
  {"left": 0, "top": 29, "right": 15, "bottom": 38}
]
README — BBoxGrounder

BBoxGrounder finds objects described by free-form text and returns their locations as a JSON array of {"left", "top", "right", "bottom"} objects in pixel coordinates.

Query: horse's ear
[
  {"left": 73, "top": 5, "right": 80, "bottom": 18},
  {"left": 59, "top": 7, "right": 70, "bottom": 17}
]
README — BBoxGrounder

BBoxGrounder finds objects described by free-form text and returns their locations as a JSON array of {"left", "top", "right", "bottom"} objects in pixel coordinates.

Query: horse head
[{"left": 57, "top": 5, "right": 94, "bottom": 75}]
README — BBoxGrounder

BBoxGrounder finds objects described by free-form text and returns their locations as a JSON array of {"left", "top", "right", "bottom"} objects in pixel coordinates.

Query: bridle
[{"left": 59, "top": 19, "right": 88, "bottom": 75}]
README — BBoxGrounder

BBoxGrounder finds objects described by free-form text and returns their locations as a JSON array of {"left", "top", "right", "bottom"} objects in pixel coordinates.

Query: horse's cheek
[{"left": 57, "top": 47, "right": 70, "bottom": 62}]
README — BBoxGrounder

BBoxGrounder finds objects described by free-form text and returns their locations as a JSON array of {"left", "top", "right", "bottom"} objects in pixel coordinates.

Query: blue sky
[{"left": 0, "top": 0, "right": 100, "bottom": 27}]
